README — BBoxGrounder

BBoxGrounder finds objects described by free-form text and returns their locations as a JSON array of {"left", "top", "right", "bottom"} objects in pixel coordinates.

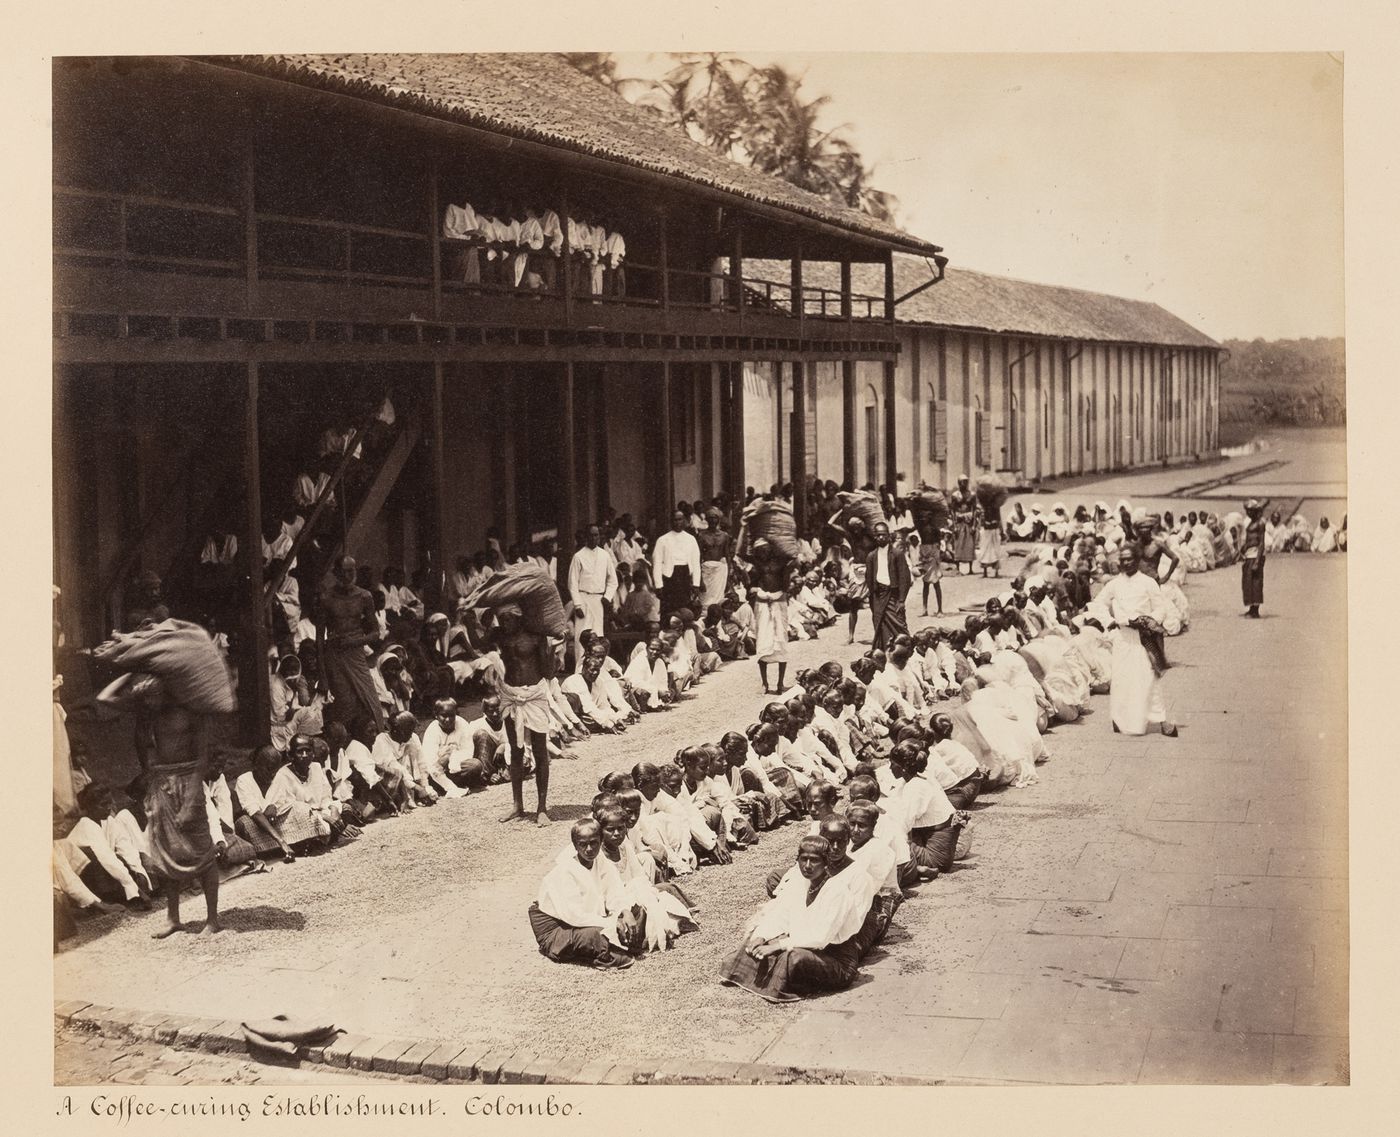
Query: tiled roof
[
  {"left": 201, "top": 53, "right": 941, "bottom": 255},
  {"left": 756, "top": 257, "right": 1219, "bottom": 348}
]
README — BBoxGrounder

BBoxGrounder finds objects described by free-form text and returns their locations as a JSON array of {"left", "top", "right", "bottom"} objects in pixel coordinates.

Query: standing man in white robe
[
  {"left": 1093, "top": 544, "right": 1177, "bottom": 737},
  {"left": 567, "top": 524, "right": 617, "bottom": 659}
]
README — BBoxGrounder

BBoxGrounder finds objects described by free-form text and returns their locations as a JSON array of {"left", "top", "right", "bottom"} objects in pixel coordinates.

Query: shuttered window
[
  {"left": 933, "top": 399, "right": 949, "bottom": 461},
  {"left": 975, "top": 410, "right": 991, "bottom": 469}
]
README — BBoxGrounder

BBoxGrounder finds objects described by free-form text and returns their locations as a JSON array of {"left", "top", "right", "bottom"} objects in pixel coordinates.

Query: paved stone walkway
[{"left": 54, "top": 554, "right": 1346, "bottom": 1085}]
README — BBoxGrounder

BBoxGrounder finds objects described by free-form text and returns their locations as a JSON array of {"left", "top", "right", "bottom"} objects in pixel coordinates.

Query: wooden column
[
  {"left": 561, "top": 362, "right": 578, "bottom": 561},
  {"left": 775, "top": 363, "right": 785, "bottom": 483},
  {"left": 792, "top": 239, "right": 804, "bottom": 336},
  {"left": 883, "top": 250, "right": 898, "bottom": 488},
  {"left": 658, "top": 207, "right": 670, "bottom": 326},
  {"left": 790, "top": 360, "right": 808, "bottom": 534},
  {"left": 242, "top": 127, "right": 258, "bottom": 314},
  {"left": 240, "top": 362, "right": 270, "bottom": 745},
  {"left": 560, "top": 186, "right": 573, "bottom": 326},
  {"left": 718, "top": 364, "right": 734, "bottom": 498},
  {"left": 729, "top": 363, "right": 747, "bottom": 503},
  {"left": 839, "top": 262, "right": 856, "bottom": 487},
  {"left": 659, "top": 362, "right": 674, "bottom": 522},
  {"left": 699, "top": 365, "right": 715, "bottom": 498},
  {"left": 428, "top": 157, "right": 442, "bottom": 321},
  {"left": 730, "top": 223, "right": 744, "bottom": 325},
  {"left": 429, "top": 362, "right": 447, "bottom": 606}
]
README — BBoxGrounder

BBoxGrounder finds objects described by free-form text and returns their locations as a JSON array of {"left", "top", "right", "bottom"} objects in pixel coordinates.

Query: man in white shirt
[
  {"left": 373, "top": 712, "right": 438, "bottom": 808},
  {"left": 568, "top": 525, "right": 617, "bottom": 654},
  {"left": 419, "top": 697, "right": 473, "bottom": 797},
  {"left": 610, "top": 516, "right": 647, "bottom": 568},
  {"left": 651, "top": 511, "right": 702, "bottom": 621},
  {"left": 561, "top": 654, "right": 628, "bottom": 732}
]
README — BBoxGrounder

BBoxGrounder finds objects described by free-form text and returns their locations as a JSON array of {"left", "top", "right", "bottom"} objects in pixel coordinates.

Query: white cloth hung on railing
[
  {"left": 442, "top": 202, "right": 480, "bottom": 240},
  {"left": 539, "top": 209, "right": 563, "bottom": 255},
  {"left": 605, "top": 231, "right": 626, "bottom": 269}
]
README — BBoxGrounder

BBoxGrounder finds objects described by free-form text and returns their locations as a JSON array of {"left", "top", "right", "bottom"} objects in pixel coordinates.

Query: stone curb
[{"left": 56, "top": 1001, "right": 942, "bottom": 1086}]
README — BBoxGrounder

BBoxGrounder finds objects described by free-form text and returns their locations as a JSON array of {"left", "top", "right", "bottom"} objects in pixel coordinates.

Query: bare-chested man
[
  {"left": 93, "top": 621, "right": 233, "bottom": 938},
  {"left": 317, "top": 555, "right": 383, "bottom": 733},
  {"left": 489, "top": 603, "right": 556, "bottom": 825}
]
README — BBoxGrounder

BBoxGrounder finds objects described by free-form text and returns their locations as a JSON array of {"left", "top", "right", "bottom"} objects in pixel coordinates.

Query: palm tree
[{"left": 645, "top": 53, "right": 755, "bottom": 156}]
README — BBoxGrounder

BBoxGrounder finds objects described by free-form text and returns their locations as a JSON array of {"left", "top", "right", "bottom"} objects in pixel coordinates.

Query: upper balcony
[
  {"left": 53, "top": 184, "right": 903, "bottom": 358},
  {"left": 53, "top": 55, "right": 941, "bottom": 361}
]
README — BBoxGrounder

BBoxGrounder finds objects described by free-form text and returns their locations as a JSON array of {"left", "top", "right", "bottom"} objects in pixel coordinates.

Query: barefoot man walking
[
  {"left": 491, "top": 604, "right": 556, "bottom": 826},
  {"left": 93, "top": 619, "right": 236, "bottom": 937}
]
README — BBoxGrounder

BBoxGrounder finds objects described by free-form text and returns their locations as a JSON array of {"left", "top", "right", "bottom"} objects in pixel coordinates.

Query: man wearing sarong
[
  {"left": 718, "top": 835, "right": 866, "bottom": 1003},
  {"left": 490, "top": 604, "right": 556, "bottom": 825},
  {"left": 317, "top": 556, "right": 384, "bottom": 733},
  {"left": 750, "top": 541, "right": 793, "bottom": 695},
  {"left": 528, "top": 819, "right": 641, "bottom": 969},
  {"left": 1240, "top": 498, "right": 1269, "bottom": 618},
  {"left": 92, "top": 619, "right": 234, "bottom": 937},
  {"left": 865, "top": 523, "right": 911, "bottom": 651},
  {"left": 652, "top": 510, "right": 702, "bottom": 620},
  {"left": 949, "top": 476, "right": 980, "bottom": 575},
  {"left": 1092, "top": 544, "right": 1177, "bottom": 737},
  {"left": 696, "top": 509, "right": 733, "bottom": 609}
]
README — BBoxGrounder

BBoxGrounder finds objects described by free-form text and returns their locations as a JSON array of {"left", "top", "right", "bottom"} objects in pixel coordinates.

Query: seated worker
[
  {"left": 372, "top": 711, "right": 439, "bottom": 808},
  {"left": 202, "top": 752, "right": 269, "bottom": 875},
  {"left": 418, "top": 697, "right": 474, "bottom": 798},
  {"left": 845, "top": 774, "right": 915, "bottom": 889},
  {"left": 59, "top": 789, "right": 155, "bottom": 910},
  {"left": 718, "top": 835, "right": 867, "bottom": 1003},
  {"left": 927, "top": 713, "right": 986, "bottom": 809},
  {"left": 626, "top": 762, "right": 698, "bottom": 879},
  {"left": 718, "top": 730, "right": 793, "bottom": 829},
  {"left": 597, "top": 805, "right": 698, "bottom": 953},
  {"left": 887, "top": 740, "right": 968, "bottom": 882},
  {"left": 527, "top": 818, "right": 644, "bottom": 969},
  {"left": 617, "top": 568, "right": 661, "bottom": 629},
  {"left": 623, "top": 636, "right": 673, "bottom": 711},
  {"left": 744, "top": 722, "right": 808, "bottom": 809},
  {"left": 267, "top": 734, "right": 360, "bottom": 851},
  {"left": 584, "top": 640, "right": 641, "bottom": 721},
  {"left": 665, "top": 753, "right": 733, "bottom": 865},
  {"left": 698, "top": 744, "right": 759, "bottom": 848},
  {"left": 845, "top": 801, "right": 901, "bottom": 952},
  {"left": 230, "top": 746, "right": 299, "bottom": 862},
  {"left": 561, "top": 653, "right": 629, "bottom": 732}
]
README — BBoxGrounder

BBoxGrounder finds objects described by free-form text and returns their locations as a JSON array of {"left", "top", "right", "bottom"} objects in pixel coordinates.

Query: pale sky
[{"left": 614, "top": 53, "right": 1344, "bottom": 342}]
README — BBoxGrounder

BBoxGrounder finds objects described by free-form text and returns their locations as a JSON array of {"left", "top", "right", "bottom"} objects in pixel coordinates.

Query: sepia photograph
[{"left": 48, "top": 45, "right": 1348, "bottom": 1089}]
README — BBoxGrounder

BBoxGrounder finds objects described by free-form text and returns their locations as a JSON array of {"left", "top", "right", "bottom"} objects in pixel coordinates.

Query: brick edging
[{"left": 55, "top": 1000, "right": 940, "bottom": 1086}]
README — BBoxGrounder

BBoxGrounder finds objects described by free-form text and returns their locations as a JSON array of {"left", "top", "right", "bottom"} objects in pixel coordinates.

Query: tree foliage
[
  {"left": 564, "top": 52, "right": 899, "bottom": 224},
  {"left": 1218, "top": 337, "right": 1346, "bottom": 425}
]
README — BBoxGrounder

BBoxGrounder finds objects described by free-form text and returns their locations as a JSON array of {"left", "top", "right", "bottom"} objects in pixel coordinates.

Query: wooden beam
[
  {"left": 561, "top": 361, "right": 578, "bottom": 560},
  {"left": 775, "top": 361, "right": 785, "bottom": 481},
  {"left": 658, "top": 207, "right": 670, "bottom": 326},
  {"left": 730, "top": 223, "right": 744, "bottom": 327},
  {"left": 883, "top": 357, "right": 898, "bottom": 490},
  {"left": 428, "top": 157, "right": 442, "bottom": 321},
  {"left": 560, "top": 186, "right": 573, "bottom": 327},
  {"left": 242, "top": 127, "right": 258, "bottom": 313},
  {"left": 240, "top": 362, "right": 271, "bottom": 746},
  {"left": 790, "top": 359, "right": 807, "bottom": 534},
  {"left": 841, "top": 361, "right": 857, "bottom": 489},
  {"left": 729, "top": 362, "right": 747, "bottom": 503},
  {"left": 430, "top": 362, "right": 447, "bottom": 605},
  {"left": 659, "top": 362, "right": 674, "bottom": 522},
  {"left": 791, "top": 237, "right": 804, "bottom": 336}
]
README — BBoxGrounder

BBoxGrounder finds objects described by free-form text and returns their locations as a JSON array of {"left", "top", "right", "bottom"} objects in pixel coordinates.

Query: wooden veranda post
[
  {"left": 790, "top": 360, "right": 808, "bottom": 535},
  {"left": 883, "top": 250, "right": 898, "bottom": 489},
  {"left": 841, "top": 259, "right": 856, "bottom": 487},
  {"left": 430, "top": 362, "right": 448, "bottom": 607},
  {"left": 562, "top": 362, "right": 578, "bottom": 561},
  {"left": 240, "top": 362, "right": 271, "bottom": 745}
]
